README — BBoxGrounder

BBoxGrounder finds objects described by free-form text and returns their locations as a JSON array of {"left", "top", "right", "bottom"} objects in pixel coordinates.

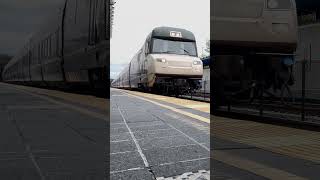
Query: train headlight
[
  {"left": 268, "top": 0, "right": 279, "bottom": 8},
  {"left": 156, "top": 58, "right": 166, "bottom": 63},
  {"left": 193, "top": 61, "right": 202, "bottom": 65}
]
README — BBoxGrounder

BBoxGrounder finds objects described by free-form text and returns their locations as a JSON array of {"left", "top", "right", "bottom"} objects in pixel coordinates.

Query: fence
[{"left": 179, "top": 80, "right": 210, "bottom": 102}]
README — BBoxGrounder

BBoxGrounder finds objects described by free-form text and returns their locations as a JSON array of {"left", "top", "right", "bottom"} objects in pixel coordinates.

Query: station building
[{"left": 201, "top": 56, "right": 210, "bottom": 94}]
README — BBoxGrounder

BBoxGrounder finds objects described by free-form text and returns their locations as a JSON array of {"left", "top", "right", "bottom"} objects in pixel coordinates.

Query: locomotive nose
[{"left": 150, "top": 54, "right": 203, "bottom": 77}]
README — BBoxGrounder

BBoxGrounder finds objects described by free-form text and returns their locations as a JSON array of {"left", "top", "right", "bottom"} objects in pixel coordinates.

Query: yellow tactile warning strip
[
  {"left": 214, "top": 151, "right": 308, "bottom": 180},
  {"left": 213, "top": 115, "right": 320, "bottom": 163},
  {"left": 2, "top": 83, "right": 107, "bottom": 111},
  {"left": 118, "top": 89, "right": 210, "bottom": 113},
  {"left": 120, "top": 90, "right": 210, "bottom": 124}
]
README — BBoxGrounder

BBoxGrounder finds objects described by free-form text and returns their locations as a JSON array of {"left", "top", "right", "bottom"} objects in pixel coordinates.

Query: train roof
[{"left": 151, "top": 27, "right": 196, "bottom": 41}]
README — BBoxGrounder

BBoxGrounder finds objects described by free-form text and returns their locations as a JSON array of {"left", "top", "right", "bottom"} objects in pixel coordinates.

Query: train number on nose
[{"left": 170, "top": 31, "right": 182, "bottom": 38}]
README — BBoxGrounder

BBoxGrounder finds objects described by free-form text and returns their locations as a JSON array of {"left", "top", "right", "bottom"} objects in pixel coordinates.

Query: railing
[{"left": 179, "top": 80, "right": 210, "bottom": 102}]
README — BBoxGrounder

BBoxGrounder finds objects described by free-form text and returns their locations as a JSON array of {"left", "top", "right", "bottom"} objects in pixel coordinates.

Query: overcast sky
[
  {"left": 0, "top": 0, "right": 315, "bottom": 77},
  {"left": 110, "top": 0, "right": 210, "bottom": 78}
]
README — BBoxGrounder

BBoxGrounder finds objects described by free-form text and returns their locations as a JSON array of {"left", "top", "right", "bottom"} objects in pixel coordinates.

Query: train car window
[
  {"left": 46, "top": 38, "right": 49, "bottom": 58},
  {"left": 56, "top": 29, "right": 60, "bottom": 56},
  {"left": 75, "top": 0, "right": 78, "bottom": 24},
  {"left": 49, "top": 36, "right": 52, "bottom": 58},
  {"left": 40, "top": 43, "right": 42, "bottom": 60},
  {"left": 38, "top": 44, "right": 40, "bottom": 64},
  {"left": 47, "top": 38, "right": 50, "bottom": 58},
  {"left": 51, "top": 34, "right": 55, "bottom": 57},
  {"left": 47, "top": 38, "right": 49, "bottom": 58},
  {"left": 40, "top": 42, "right": 43, "bottom": 62},
  {"left": 267, "top": 0, "right": 291, "bottom": 9},
  {"left": 44, "top": 40, "right": 46, "bottom": 58},
  {"left": 43, "top": 41, "right": 45, "bottom": 59},
  {"left": 42, "top": 41, "right": 45, "bottom": 58},
  {"left": 88, "top": 0, "right": 97, "bottom": 45},
  {"left": 215, "top": 0, "right": 264, "bottom": 18},
  {"left": 32, "top": 47, "right": 34, "bottom": 65}
]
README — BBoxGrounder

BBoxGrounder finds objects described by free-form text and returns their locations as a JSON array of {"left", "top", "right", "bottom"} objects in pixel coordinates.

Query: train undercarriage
[
  {"left": 148, "top": 76, "right": 202, "bottom": 97},
  {"left": 212, "top": 54, "right": 295, "bottom": 109}
]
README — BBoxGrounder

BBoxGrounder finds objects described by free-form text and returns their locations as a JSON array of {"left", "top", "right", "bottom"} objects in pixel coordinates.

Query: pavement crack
[
  {"left": 147, "top": 166, "right": 157, "bottom": 180},
  {"left": 64, "top": 122, "right": 97, "bottom": 144},
  {"left": 5, "top": 107, "right": 46, "bottom": 180}
]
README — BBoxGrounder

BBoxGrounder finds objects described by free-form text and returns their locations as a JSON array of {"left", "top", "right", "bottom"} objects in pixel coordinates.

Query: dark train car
[
  {"left": 2, "top": 0, "right": 114, "bottom": 91},
  {"left": 212, "top": 0, "right": 298, "bottom": 107}
]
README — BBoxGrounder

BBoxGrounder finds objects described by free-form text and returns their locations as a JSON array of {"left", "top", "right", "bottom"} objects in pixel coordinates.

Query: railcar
[
  {"left": 212, "top": 0, "right": 298, "bottom": 107},
  {"left": 112, "top": 27, "right": 203, "bottom": 95},
  {"left": 2, "top": 0, "right": 114, "bottom": 91}
]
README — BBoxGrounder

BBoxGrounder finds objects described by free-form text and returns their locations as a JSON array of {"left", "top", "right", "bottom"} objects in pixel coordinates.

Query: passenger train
[
  {"left": 2, "top": 0, "right": 114, "bottom": 91},
  {"left": 212, "top": 0, "right": 298, "bottom": 107},
  {"left": 112, "top": 27, "right": 203, "bottom": 95}
]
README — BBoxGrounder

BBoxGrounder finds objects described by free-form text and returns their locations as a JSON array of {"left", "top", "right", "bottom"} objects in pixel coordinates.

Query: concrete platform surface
[{"left": 0, "top": 83, "right": 107, "bottom": 179}]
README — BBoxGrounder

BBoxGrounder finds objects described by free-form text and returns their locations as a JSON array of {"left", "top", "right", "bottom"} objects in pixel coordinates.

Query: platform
[
  {"left": 0, "top": 83, "right": 107, "bottom": 179},
  {"left": 110, "top": 88, "right": 210, "bottom": 179},
  {"left": 213, "top": 114, "right": 320, "bottom": 180}
]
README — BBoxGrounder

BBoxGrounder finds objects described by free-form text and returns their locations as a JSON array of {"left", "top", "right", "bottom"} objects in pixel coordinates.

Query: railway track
[
  {"left": 177, "top": 91, "right": 210, "bottom": 102},
  {"left": 215, "top": 99, "right": 320, "bottom": 127}
]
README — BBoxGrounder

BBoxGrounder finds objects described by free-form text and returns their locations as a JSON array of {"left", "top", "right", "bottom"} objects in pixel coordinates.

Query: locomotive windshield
[{"left": 151, "top": 38, "right": 197, "bottom": 57}]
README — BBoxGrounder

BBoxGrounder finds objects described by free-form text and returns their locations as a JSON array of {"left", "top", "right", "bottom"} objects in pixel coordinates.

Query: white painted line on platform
[
  {"left": 165, "top": 122, "right": 210, "bottom": 152},
  {"left": 110, "top": 150, "right": 138, "bottom": 155},
  {"left": 118, "top": 107, "right": 150, "bottom": 168},
  {"left": 158, "top": 157, "right": 210, "bottom": 166},
  {"left": 110, "top": 139, "right": 131, "bottom": 143},
  {"left": 131, "top": 128, "right": 173, "bottom": 133},
  {"left": 142, "top": 144, "right": 198, "bottom": 151},
  {"left": 110, "top": 167, "right": 145, "bottom": 174},
  {"left": 136, "top": 134, "right": 185, "bottom": 141}
]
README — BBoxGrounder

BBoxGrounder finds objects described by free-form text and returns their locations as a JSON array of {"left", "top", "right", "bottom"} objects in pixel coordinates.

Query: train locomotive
[
  {"left": 212, "top": 0, "right": 298, "bottom": 107},
  {"left": 112, "top": 27, "right": 203, "bottom": 95},
  {"left": 2, "top": 0, "right": 114, "bottom": 92}
]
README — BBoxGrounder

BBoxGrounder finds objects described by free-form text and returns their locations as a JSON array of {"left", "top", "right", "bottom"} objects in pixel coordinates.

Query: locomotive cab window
[
  {"left": 267, "top": 0, "right": 292, "bottom": 9},
  {"left": 151, "top": 38, "right": 197, "bottom": 57}
]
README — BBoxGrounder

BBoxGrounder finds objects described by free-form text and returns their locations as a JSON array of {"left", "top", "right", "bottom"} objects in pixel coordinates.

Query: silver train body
[
  {"left": 112, "top": 27, "right": 203, "bottom": 93},
  {"left": 2, "top": 0, "right": 113, "bottom": 90},
  {"left": 212, "top": 0, "right": 298, "bottom": 105},
  {"left": 212, "top": 0, "right": 298, "bottom": 54}
]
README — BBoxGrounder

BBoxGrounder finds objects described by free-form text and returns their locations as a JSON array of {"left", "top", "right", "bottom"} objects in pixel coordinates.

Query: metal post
[{"left": 259, "top": 84, "right": 264, "bottom": 116}]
